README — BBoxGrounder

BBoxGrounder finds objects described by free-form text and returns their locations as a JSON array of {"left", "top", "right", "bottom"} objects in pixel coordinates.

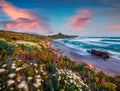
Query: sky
[{"left": 0, "top": 0, "right": 120, "bottom": 36}]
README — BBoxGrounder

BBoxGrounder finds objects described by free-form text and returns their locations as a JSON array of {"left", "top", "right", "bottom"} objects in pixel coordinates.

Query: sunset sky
[{"left": 0, "top": 0, "right": 120, "bottom": 36}]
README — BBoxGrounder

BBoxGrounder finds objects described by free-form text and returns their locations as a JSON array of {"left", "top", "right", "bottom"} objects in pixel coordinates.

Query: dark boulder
[{"left": 90, "top": 49, "right": 110, "bottom": 60}]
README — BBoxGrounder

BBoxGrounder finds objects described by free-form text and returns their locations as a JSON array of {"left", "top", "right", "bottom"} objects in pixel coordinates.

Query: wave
[{"left": 56, "top": 37, "right": 120, "bottom": 59}]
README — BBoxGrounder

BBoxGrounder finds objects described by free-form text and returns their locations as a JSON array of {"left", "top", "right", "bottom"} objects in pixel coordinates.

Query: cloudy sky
[{"left": 0, "top": 0, "right": 120, "bottom": 36}]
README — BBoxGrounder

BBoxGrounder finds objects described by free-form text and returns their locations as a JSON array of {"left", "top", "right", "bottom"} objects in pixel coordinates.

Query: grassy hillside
[
  {"left": 0, "top": 30, "right": 77, "bottom": 41},
  {"left": 0, "top": 30, "right": 120, "bottom": 91},
  {"left": 0, "top": 30, "right": 51, "bottom": 42}
]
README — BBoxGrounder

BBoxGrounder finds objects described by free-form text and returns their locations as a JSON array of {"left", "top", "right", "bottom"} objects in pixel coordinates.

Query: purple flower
[
  {"left": 84, "top": 77, "right": 88, "bottom": 81},
  {"left": 93, "top": 82, "right": 96, "bottom": 84},
  {"left": 101, "top": 79, "right": 105, "bottom": 83}
]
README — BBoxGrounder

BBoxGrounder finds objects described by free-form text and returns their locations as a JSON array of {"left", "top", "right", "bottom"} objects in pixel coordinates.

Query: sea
[{"left": 55, "top": 37, "right": 120, "bottom": 60}]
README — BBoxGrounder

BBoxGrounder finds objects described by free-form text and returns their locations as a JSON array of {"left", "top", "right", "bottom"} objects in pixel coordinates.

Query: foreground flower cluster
[
  {"left": 56, "top": 68, "right": 88, "bottom": 90},
  {"left": 0, "top": 58, "right": 89, "bottom": 91},
  {"left": 0, "top": 59, "right": 45, "bottom": 91}
]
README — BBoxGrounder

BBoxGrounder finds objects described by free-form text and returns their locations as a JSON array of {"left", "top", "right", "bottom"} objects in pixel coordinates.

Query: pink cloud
[
  {"left": 0, "top": 0, "right": 51, "bottom": 34},
  {"left": 108, "top": 25, "right": 120, "bottom": 30},
  {"left": 65, "top": 10, "right": 92, "bottom": 31},
  {"left": 2, "top": 18, "right": 47, "bottom": 30}
]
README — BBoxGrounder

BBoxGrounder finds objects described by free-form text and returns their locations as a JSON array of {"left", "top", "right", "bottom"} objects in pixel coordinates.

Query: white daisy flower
[
  {"left": 27, "top": 77, "right": 33, "bottom": 81},
  {"left": 11, "top": 63, "right": 16, "bottom": 69},
  {"left": 18, "top": 81, "right": 28, "bottom": 91},
  {"left": 36, "top": 75, "right": 41, "bottom": 78},
  {"left": 33, "top": 79, "right": 41, "bottom": 88},
  {"left": 18, "top": 60, "right": 22, "bottom": 62},
  {"left": 16, "top": 67, "right": 22, "bottom": 71},
  {"left": 58, "top": 76, "right": 61, "bottom": 81},
  {"left": 34, "top": 63, "right": 38, "bottom": 67},
  {"left": 30, "top": 63, "right": 33, "bottom": 65},
  {"left": 35, "top": 70, "right": 38, "bottom": 74},
  {"left": 52, "top": 74, "right": 56, "bottom": 76},
  {"left": 33, "top": 83, "right": 39, "bottom": 88},
  {"left": 0, "top": 69, "right": 6, "bottom": 73},
  {"left": 70, "top": 79, "right": 73, "bottom": 83},
  {"left": 2, "top": 64, "right": 7, "bottom": 68},
  {"left": 8, "top": 73, "right": 16, "bottom": 78},
  {"left": 10, "top": 87, "right": 14, "bottom": 90},
  {"left": 43, "top": 72, "right": 46, "bottom": 75},
  {"left": 64, "top": 80, "right": 67, "bottom": 84},
  {"left": 40, "top": 70, "right": 43, "bottom": 73},
  {"left": 7, "top": 80, "right": 15, "bottom": 86}
]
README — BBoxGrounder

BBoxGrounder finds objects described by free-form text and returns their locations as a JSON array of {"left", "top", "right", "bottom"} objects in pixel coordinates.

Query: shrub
[{"left": 0, "top": 40, "right": 15, "bottom": 61}]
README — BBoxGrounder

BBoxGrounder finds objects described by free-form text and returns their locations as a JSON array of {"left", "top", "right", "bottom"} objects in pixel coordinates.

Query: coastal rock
[{"left": 90, "top": 49, "right": 110, "bottom": 60}]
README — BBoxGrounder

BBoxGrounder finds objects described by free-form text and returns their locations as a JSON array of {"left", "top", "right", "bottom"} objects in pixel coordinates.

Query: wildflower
[
  {"left": 40, "top": 69, "right": 43, "bottom": 73},
  {"left": 93, "top": 77, "right": 99, "bottom": 83},
  {"left": 34, "top": 63, "right": 38, "bottom": 67},
  {"left": 41, "top": 80, "right": 44, "bottom": 82},
  {"left": 12, "top": 63, "right": 16, "bottom": 66},
  {"left": 57, "top": 70, "right": 61, "bottom": 74},
  {"left": 36, "top": 75, "right": 41, "bottom": 78},
  {"left": 18, "top": 79, "right": 21, "bottom": 82},
  {"left": 18, "top": 81, "right": 28, "bottom": 91},
  {"left": 76, "top": 85, "right": 79, "bottom": 87},
  {"left": 7, "top": 80, "right": 15, "bottom": 86},
  {"left": 11, "top": 63, "right": 16, "bottom": 69},
  {"left": 0, "top": 69, "right": 6, "bottom": 73},
  {"left": 10, "top": 87, "right": 14, "bottom": 90},
  {"left": 52, "top": 74, "right": 56, "bottom": 76},
  {"left": 84, "top": 77, "right": 88, "bottom": 81},
  {"left": 8, "top": 73, "right": 16, "bottom": 78},
  {"left": 93, "top": 81, "right": 97, "bottom": 84},
  {"left": 73, "top": 75, "right": 77, "bottom": 80},
  {"left": 16, "top": 67, "right": 22, "bottom": 71},
  {"left": 33, "top": 83, "right": 39, "bottom": 88},
  {"left": 70, "top": 79, "right": 73, "bottom": 83},
  {"left": 30, "top": 63, "right": 33, "bottom": 65},
  {"left": 68, "top": 75, "right": 72, "bottom": 79},
  {"left": 27, "top": 77, "right": 33, "bottom": 81},
  {"left": 18, "top": 60, "right": 22, "bottom": 62},
  {"left": 16, "top": 75, "right": 22, "bottom": 82},
  {"left": 69, "top": 70, "right": 72, "bottom": 73},
  {"left": 2, "top": 64, "right": 7, "bottom": 68},
  {"left": 35, "top": 70, "right": 38, "bottom": 74},
  {"left": 33, "top": 79, "right": 41, "bottom": 88},
  {"left": 36, "top": 79, "right": 41, "bottom": 83},
  {"left": 78, "top": 80, "right": 85, "bottom": 86},
  {"left": 64, "top": 80, "right": 67, "bottom": 84},
  {"left": 22, "top": 64, "right": 28, "bottom": 68},
  {"left": 58, "top": 76, "right": 61, "bottom": 81},
  {"left": 101, "top": 79, "right": 105, "bottom": 83}
]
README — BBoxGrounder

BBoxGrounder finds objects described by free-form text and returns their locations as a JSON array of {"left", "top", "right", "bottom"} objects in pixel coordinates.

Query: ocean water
[{"left": 55, "top": 37, "right": 120, "bottom": 60}]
